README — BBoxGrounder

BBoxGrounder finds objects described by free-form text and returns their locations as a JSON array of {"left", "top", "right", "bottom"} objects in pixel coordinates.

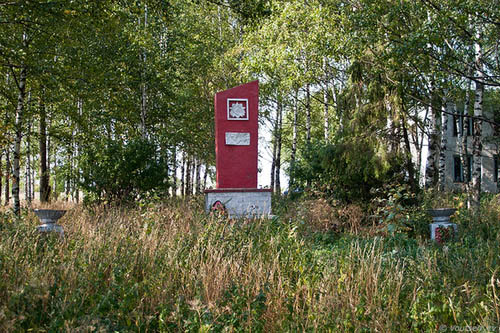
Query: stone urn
[
  {"left": 428, "top": 208, "right": 458, "bottom": 242},
  {"left": 33, "top": 209, "right": 66, "bottom": 237}
]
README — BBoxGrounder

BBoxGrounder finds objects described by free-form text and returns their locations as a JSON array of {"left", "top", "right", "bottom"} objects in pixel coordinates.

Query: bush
[
  {"left": 79, "top": 137, "right": 169, "bottom": 203},
  {"left": 372, "top": 183, "right": 429, "bottom": 239},
  {"left": 290, "top": 139, "right": 407, "bottom": 203}
]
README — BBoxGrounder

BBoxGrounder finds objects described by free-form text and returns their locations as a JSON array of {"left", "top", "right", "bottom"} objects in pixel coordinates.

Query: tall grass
[{"left": 0, "top": 196, "right": 499, "bottom": 331}]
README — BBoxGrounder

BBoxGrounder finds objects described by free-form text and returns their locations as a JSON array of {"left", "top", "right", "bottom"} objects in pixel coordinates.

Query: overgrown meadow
[{"left": 1, "top": 194, "right": 499, "bottom": 332}]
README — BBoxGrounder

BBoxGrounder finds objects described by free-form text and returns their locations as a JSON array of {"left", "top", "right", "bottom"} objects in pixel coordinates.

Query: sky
[{"left": 258, "top": 117, "right": 289, "bottom": 191}]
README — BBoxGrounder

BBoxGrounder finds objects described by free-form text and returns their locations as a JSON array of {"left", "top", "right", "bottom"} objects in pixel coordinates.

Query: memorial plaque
[
  {"left": 225, "top": 132, "right": 250, "bottom": 146},
  {"left": 227, "top": 99, "right": 249, "bottom": 120}
]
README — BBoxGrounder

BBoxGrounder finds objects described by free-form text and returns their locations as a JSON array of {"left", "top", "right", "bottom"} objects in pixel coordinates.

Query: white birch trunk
[
  {"left": 460, "top": 78, "right": 472, "bottom": 201},
  {"left": 424, "top": 85, "right": 441, "bottom": 189},
  {"left": 438, "top": 98, "right": 449, "bottom": 191},
  {"left": 306, "top": 83, "right": 311, "bottom": 145},
  {"left": 26, "top": 116, "right": 32, "bottom": 205},
  {"left": 202, "top": 163, "right": 208, "bottom": 192},
  {"left": 13, "top": 66, "right": 26, "bottom": 215},
  {"left": 471, "top": 41, "right": 484, "bottom": 209},
  {"left": 323, "top": 57, "right": 329, "bottom": 141},
  {"left": 289, "top": 89, "right": 299, "bottom": 189},
  {"left": 5, "top": 148, "right": 10, "bottom": 205}
]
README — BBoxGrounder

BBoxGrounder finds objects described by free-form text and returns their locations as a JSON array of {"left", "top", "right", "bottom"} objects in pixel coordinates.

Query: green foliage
[
  {"left": 372, "top": 184, "right": 429, "bottom": 239},
  {"left": 79, "top": 138, "right": 168, "bottom": 203},
  {"left": 291, "top": 139, "right": 406, "bottom": 202}
]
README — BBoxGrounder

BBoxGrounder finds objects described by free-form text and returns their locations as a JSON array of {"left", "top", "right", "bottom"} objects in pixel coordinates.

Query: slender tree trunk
[
  {"left": 39, "top": 96, "right": 50, "bottom": 202},
  {"left": 74, "top": 140, "right": 80, "bottom": 203},
  {"left": 386, "top": 103, "right": 399, "bottom": 153},
  {"left": 140, "top": 83, "right": 147, "bottom": 138},
  {"left": 461, "top": 79, "right": 472, "bottom": 205},
  {"left": 140, "top": 5, "right": 148, "bottom": 139},
  {"left": 270, "top": 115, "right": 277, "bottom": 192},
  {"left": 171, "top": 146, "right": 177, "bottom": 196},
  {"left": 332, "top": 84, "right": 341, "bottom": 132},
  {"left": 289, "top": 88, "right": 299, "bottom": 189},
  {"left": 438, "top": 98, "right": 449, "bottom": 191},
  {"left": 425, "top": 84, "right": 441, "bottom": 189},
  {"left": 66, "top": 145, "right": 71, "bottom": 201},
  {"left": 323, "top": 57, "right": 329, "bottom": 141},
  {"left": 270, "top": 91, "right": 283, "bottom": 193},
  {"left": 275, "top": 100, "right": 282, "bottom": 194},
  {"left": 5, "top": 149, "right": 10, "bottom": 205},
  {"left": 190, "top": 158, "right": 196, "bottom": 195},
  {"left": 69, "top": 122, "right": 75, "bottom": 201},
  {"left": 417, "top": 107, "right": 429, "bottom": 179},
  {"left": 409, "top": 120, "right": 420, "bottom": 180},
  {"left": 401, "top": 110, "right": 417, "bottom": 193},
  {"left": 26, "top": 117, "right": 32, "bottom": 205},
  {"left": 13, "top": 66, "right": 27, "bottom": 215},
  {"left": 163, "top": 148, "right": 170, "bottom": 197},
  {"left": 47, "top": 116, "right": 52, "bottom": 199},
  {"left": 25, "top": 151, "right": 28, "bottom": 204},
  {"left": 52, "top": 146, "right": 58, "bottom": 201},
  {"left": 189, "top": 157, "right": 194, "bottom": 195},
  {"left": 31, "top": 159, "right": 35, "bottom": 203},
  {"left": 306, "top": 83, "right": 311, "bottom": 145},
  {"left": 202, "top": 163, "right": 208, "bottom": 191},
  {"left": 305, "top": 84, "right": 312, "bottom": 189},
  {"left": 75, "top": 99, "right": 83, "bottom": 203},
  {"left": 185, "top": 156, "right": 192, "bottom": 196},
  {"left": 195, "top": 159, "right": 201, "bottom": 194},
  {"left": 181, "top": 152, "right": 186, "bottom": 196},
  {"left": 0, "top": 153, "right": 3, "bottom": 204},
  {"left": 471, "top": 42, "right": 484, "bottom": 210},
  {"left": 26, "top": 91, "right": 32, "bottom": 204}
]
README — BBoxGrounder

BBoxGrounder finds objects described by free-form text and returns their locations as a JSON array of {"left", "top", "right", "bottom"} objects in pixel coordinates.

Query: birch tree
[{"left": 471, "top": 39, "right": 484, "bottom": 209}]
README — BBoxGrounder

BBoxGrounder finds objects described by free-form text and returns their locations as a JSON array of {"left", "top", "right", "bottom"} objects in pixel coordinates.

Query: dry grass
[
  {"left": 290, "top": 198, "right": 368, "bottom": 235},
  {"left": 0, "top": 196, "right": 499, "bottom": 331}
]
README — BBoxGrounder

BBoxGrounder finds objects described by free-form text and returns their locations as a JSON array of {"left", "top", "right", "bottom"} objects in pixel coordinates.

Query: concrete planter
[
  {"left": 33, "top": 209, "right": 66, "bottom": 237},
  {"left": 428, "top": 208, "right": 457, "bottom": 243}
]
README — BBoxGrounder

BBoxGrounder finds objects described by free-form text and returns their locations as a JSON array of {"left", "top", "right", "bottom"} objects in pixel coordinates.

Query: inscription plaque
[{"left": 225, "top": 132, "right": 250, "bottom": 145}]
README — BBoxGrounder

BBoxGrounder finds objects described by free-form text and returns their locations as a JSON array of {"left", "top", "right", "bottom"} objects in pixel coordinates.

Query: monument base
[{"left": 205, "top": 188, "right": 272, "bottom": 218}]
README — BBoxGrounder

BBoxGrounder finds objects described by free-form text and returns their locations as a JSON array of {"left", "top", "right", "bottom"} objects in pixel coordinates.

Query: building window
[
  {"left": 466, "top": 117, "right": 474, "bottom": 136},
  {"left": 454, "top": 155, "right": 472, "bottom": 182},
  {"left": 453, "top": 114, "right": 475, "bottom": 137},
  {"left": 452, "top": 115, "right": 460, "bottom": 136},
  {"left": 454, "top": 156, "right": 462, "bottom": 182}
]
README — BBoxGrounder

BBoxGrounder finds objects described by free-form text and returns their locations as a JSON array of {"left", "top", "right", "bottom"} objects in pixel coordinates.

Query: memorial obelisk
[{"left": 205, "top": 81, "right": 272, "bottom": 218}]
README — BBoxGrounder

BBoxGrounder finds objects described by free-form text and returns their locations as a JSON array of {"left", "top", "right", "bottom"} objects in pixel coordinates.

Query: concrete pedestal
[
  {"left": 427, "top": 208, "right": 457, "bottom": 242},
  {"left": 205, "top": 188, "right": 272, "bottom": 218},
  {"left": 430, "top": 222, "right": 458, "bottom": 241}
]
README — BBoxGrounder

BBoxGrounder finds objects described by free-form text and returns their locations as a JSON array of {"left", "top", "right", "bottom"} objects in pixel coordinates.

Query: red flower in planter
[{"left": 435, "top": 225, "right": 454, "bottom": 244}]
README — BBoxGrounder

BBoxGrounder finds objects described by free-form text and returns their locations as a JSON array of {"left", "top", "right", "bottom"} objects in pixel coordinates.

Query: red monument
[
  {"left": 205, "top": 81, "right": 272, "bottom": 218},
  {"left": 215, "top": 80, "right": 258, "bottom": 188}
]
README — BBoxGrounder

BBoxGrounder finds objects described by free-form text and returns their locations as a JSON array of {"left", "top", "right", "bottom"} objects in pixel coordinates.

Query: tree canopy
[{"left": 1, "top": 0, "right": 499, "bottom": 209}]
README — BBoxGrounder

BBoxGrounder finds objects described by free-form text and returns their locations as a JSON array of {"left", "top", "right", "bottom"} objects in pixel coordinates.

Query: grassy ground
[{"left": 0, "top": 195, "right": 499, "bottom": 332}]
